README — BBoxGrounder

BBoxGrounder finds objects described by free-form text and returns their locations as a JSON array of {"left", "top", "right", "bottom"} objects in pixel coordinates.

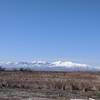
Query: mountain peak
[
  {"left": 0, "top": 60, "right": 99, "bottom": 71},
  {"left": 51, "top": 60, "right": 89, "bottom": 68}
]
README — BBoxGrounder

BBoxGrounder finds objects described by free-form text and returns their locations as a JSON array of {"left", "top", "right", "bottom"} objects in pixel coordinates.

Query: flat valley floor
[{"left": 0, "top": 71, "right": 100, "bottom": 100}]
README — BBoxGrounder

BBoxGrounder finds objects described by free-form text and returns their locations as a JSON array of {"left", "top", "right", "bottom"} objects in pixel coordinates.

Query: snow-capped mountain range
[{"left": 0, "top": 60, "right": 99, "bottom": 71}]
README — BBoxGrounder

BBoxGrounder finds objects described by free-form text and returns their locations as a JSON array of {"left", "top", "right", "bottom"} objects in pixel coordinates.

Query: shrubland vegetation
[
  {"left": 0, "top": 69, "right": 100, "bottom": 99},
  {"left": 0, "top": 71, "right": 100, "bottom": 92}
]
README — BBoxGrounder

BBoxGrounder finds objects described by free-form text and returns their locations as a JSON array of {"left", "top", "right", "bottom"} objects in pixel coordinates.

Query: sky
[{"left": 0, "top": 0, "right": 100, "bottom": 66}]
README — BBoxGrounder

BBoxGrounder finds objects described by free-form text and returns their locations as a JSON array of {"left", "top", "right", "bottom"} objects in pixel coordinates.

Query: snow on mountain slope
[
  {"left": 0, "top": 60, "right": 99, "bottom": 71},
  {"left": 51, "top": 60, "right": 89, "bottom": 68}
]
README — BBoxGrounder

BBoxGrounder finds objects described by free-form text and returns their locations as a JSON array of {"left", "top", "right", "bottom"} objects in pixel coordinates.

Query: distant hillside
[{"left": 0, "top": 60, "right": 99, "bottom": 72}]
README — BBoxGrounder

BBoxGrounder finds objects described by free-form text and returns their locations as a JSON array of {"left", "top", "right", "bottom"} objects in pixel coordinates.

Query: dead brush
[
  {"left": 69, "top": 79, "right": 94, "bottom": 91},
  {"left": 45, "top": 79, "right": 67, "bottom": 90}
]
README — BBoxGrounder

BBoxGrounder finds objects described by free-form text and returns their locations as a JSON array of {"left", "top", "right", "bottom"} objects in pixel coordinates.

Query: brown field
[{"left": 0, "top": 71, "right": 100, "bottom": 100}]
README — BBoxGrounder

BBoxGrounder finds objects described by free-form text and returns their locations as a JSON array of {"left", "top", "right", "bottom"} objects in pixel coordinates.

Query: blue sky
[{"left": 0, "top": 0, "right": 100, "bottom": 66}]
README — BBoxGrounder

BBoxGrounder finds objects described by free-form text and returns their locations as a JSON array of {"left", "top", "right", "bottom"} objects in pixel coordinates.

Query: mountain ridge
[{"left": 0, "top": 60, "right": 99, "bottom": 71}]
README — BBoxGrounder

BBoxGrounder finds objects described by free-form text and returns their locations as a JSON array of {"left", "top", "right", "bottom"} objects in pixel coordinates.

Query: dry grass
[
  {"left": 0, "top": 71, "right": 100, "bottom": 99},
  {"left": 0, "top": 71, "right": 100, "bottom": 91}
]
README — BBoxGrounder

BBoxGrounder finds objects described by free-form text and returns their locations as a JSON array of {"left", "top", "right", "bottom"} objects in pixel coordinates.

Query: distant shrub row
[{"left": 0, "top": 66, "right": 32, "bottom": 72}]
